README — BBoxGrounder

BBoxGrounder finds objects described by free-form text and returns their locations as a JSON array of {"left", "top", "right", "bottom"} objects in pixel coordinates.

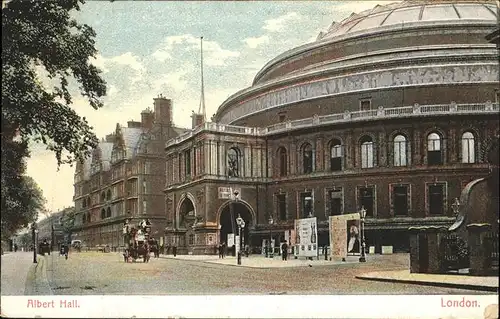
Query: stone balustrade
[{"left": 165, "top": 102, "right": 499, "bottom": 148}]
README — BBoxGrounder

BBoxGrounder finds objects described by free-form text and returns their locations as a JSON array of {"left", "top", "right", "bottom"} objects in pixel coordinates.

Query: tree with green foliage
[
  {"left": 2, "top": 0, "right": 107, "bottom": 165},
  {"left": 1, "top": 0, "right": 106, "bottom": 236}
]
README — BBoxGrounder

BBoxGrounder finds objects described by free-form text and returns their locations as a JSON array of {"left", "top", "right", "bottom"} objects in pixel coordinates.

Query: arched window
[
  {"left": 302, "top": 143, "right": 314, "bottom": 174},
  {"left": 277, "top": 147, "right": 288, "bottom": 177},
  {"left": 227, "top": 147, "right": 240, "bottom": 177},
  {"left": 106, "top": 207, "right": 111, "bottom": 218},
  {"left": 427, "top": 132, "right": 442, "bottom": 165},
  {"left": 106, "top": 189, "right": 111, "bottom": 200},
  {"left": 330, "top": 139, "right": 343, "bottom": 171},
  {"left": 360, "top": 136, "right": 374, "bottom": 168},
  {"left": 461, "top": 131, "right": 475, "bottom": 163},
  {"left": 100, "top": 192, "right": 105, "bottom": 202},
  {"left": 393, "top": 134, "right": 407, "bottom": 167},
  {"left": 100, "top": 209, "right": 105, "bottom": 220}
]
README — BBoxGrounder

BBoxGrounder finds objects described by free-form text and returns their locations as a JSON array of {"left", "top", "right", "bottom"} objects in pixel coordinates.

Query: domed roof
[{"left": 317, "top": 0, "right": 498, "bottom": 41}]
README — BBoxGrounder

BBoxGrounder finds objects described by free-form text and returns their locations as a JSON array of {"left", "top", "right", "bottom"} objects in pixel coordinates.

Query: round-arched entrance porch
[{"left": 217, "top": 201, "right": 254, "bottom": 249}]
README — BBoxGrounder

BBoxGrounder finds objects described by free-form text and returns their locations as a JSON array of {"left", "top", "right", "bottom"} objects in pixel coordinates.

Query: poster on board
[
  {"left": 294, "top": 217, "right": 318, "bottom": 258},
  {"left": 329, "top": 213, "right": 360, "bottom": 260}
]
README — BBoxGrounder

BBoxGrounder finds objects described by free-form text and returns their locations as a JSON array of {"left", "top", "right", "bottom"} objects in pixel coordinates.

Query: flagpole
[{"left": 199, "top": 36, "right": 206, "bottom": 122}]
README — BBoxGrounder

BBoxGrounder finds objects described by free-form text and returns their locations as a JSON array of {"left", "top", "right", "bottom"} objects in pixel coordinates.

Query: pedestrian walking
[
  {"left": 218, "top": 243, "right": 223, "bottom": 258},
  {"left": 281, "top": 241, "right": 289, "bottom": 261},
  {"left": 221, "top": 242, "right": 226, "bottom": 259},
  {"left": 172, "top": 245, "right": 177, "bottom": 257}
]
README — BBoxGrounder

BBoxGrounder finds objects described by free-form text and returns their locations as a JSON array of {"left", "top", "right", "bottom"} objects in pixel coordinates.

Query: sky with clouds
[{"left": 26, "top": 1, "right": 396, "bottom": 216}]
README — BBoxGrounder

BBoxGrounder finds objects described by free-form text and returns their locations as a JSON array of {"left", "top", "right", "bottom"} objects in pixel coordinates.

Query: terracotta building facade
[
  {"left": 164, "top": 0, "right": 500, "bottom": 254},
  {"left": 73, "top": 96, "right": 188, "bottom": 248}
]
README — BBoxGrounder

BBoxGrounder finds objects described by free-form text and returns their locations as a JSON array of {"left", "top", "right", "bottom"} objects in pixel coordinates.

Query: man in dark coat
[{"left": 281, "top": 242, "right": 289, "bottom": 261}]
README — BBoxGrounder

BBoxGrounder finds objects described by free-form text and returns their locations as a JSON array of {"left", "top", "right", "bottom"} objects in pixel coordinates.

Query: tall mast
[{"left": 199, "top": 36, "right": 206, "bottom": 122}]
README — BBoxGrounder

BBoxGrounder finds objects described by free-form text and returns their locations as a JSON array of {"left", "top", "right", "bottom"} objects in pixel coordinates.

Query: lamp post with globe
[
  {"left": 359, "top": 206, "right": 367, "bottom": 263},
  {"left": 236, "top": 214, "right": 245, "bottom": 265},
  {"left": 268, "top": 216, "right": 274, "bottom": 258}
]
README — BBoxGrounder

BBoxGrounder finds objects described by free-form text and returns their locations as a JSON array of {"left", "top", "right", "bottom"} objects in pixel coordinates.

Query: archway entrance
[
  {"left": 179, "top": 198, "right": 195, "bottom": 228},
  {"left": 219, "top": 202, "right": 253, "bottom": 249}
]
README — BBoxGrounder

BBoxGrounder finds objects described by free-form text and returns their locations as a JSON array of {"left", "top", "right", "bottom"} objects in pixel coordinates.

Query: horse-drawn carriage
[{"left": 122, "top": 219, "right": 159, "bottom": 263}]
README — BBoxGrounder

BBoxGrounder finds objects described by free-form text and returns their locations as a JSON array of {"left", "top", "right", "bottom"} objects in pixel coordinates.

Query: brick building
[
  {"left": 72, "top": 96, "right": 188, "bottom": 248},
  {"left": 164, "top": 0, "right": 499, "bottom": 254}
]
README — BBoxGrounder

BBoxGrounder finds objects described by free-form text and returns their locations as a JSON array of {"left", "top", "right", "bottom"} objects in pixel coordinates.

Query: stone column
[
  {"left": 467, "top": 223, "right": 492, "bottom": 276},
  {"left": 316, "top": 136, "right": 324, "bottom": 171},
  {"left": 448, "top": 127, "right": 457, "bottom": 163},
  {"left": 289, "top": 139, "right": 297, "bottom": 175},
  {"left": 412, "top": 129, "right": 421, "bottom": 166},
  {"left": 378, "top": 131, "right": 387, "bottom": 167},
  {"left": 345, "top": 131, "right": 354, "bottom": 169}
]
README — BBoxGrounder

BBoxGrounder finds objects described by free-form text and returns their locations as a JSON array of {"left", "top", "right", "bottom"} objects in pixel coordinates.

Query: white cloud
[
  {"left": 243, "top": 35, "right": 270, "bottom": 49},
  {"left": 109, "top": 52, "right": 145, "bottom": 72},
  {"left": 152, "top": 68, "right": 192, "bottom": 93},
  {"left": 153, "top": 34, "right": 240, "bottom": 66},
  {"left": 151, "top": 49, "right": 172, "bottom": 62},
  {"left": 263, "top": 12, "right": 301, "bottom": 32}
]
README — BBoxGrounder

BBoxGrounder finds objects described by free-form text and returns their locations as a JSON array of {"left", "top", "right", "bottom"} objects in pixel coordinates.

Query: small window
[
  {"left": 142, "top": 200, "right": 147, "bottom": 214},
  {"left": 428, "top": 184, "right": 445, "bottom": 215},
  {"left": 427, "top": 132, "right": 442, "bottom": 165},
  {"left": 360, "top": 99, "right": 371, "bottom": 111},
  {"left": 328, "top": 188, "right": 343, "bottom": 216},
  {"left": 189, "top": 234, "right": 195, "bottom": 245},
  {"left": 278, "top": 147, "right": 287, "bottom": 177},
  {"left": 300, "top": 192, "right": 313, "bottom": 218},
  {"left": 461, "top": 132, "right": 475, "bottom": 163},
  {"left": 330, "top": 139, "right": 343, "bottom": 171},
  {"left": 393, "top": 134, "right": 407, "bottom": 167},
  {"left": 393, "top": 185, "right": 409, "bottom": 216},
  {"left": 184, "top": 150, "right": 191, "bottom": 177},
  {"left": 302, "top": 143, "right": 314, "bottom": 174},
  {"left": 358, "top": 187, "right": 375, "bottom": 217},
  {"left": 360, "top": 136, "right": 374, "bottom": 168}
]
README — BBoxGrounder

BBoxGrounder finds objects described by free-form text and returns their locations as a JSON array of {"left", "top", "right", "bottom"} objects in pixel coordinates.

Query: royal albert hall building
[{"left": 164, "top": 0, "right": 500, "bottom": 255}]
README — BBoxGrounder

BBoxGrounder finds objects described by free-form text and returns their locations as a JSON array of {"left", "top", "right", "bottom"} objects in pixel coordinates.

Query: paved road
[
  {"left": 45, "top": 252, "right": 491, "bottom": 295},
  {"left": 1, "top": 252, "right": 35, "bottom": 295}
]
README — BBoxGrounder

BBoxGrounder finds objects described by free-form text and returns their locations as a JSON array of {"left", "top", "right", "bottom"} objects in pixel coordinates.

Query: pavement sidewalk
[
  {"left": 159, "top": 254, "right": 361, "bottom": 268},
  {"left": 1, "top": 252, "right": 35, "bottom": 295},
  {"left": 356, "top": 270, "right": 499, "bottom": 292}
]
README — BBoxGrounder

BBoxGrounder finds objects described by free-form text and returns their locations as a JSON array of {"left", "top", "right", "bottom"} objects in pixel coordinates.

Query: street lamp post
[
  {"left": 230, "top": 190, "right": 240, "bottom": 258},
  {"left": 236, "top": 213, "right": 245, "bottom": 265},
  {"left": 268, "top": 216, "right": 274, "bottom": 258},
  {"left": 31, "top": 223, "right": 37, "bottom": 264},
  {"left": 359, "top": 206, "right": 367, "bottom": 263}
]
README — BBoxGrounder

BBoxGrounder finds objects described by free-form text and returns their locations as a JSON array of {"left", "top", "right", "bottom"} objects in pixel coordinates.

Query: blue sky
[{"left": 26, "top": 1, "right": 395, "bottom": 216}]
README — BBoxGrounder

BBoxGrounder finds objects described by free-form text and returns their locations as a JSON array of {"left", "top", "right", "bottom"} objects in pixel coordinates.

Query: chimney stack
[
  {"left": 141, "top": 109, "right": 154, "bottom": 129},
  {"left": 153, "top": 94, "right": 172, "bottom": 126},
  {"left": 191, "top": 111, "right": 204, "bottom": 128}
]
